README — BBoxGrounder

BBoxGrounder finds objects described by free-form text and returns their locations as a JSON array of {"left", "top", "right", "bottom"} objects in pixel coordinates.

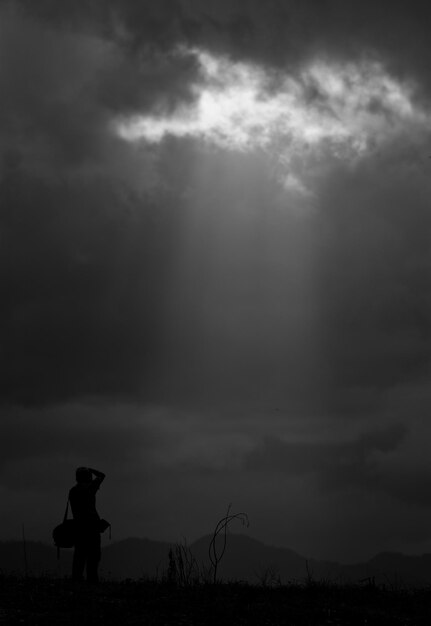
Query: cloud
[
  {"left": 0, "top": 162, "right": 179, "bottom": 405},
  {"left": 314, "top": 155, "right": 431, "bottom": 391},
  {"left": 241, "top": 411, "right": 431, "bottom": 515},
  {"left": 76, "top": 0, "right": 431, "bottom": 108},
  {"left": 0, "top": 8, "right": 109, "bottom": 174},
  {"left": 14, "top": 1, "right": 431, "bottom": 86},
  {"left": 245, "top": 423, "right": 408, "bottom": 471},
  {"left": 1, "top": 2, "right": 429, "bottom": 414},
  {"left": 244, "top": 423, "right": 410, "bottom": 491},
  {"left": 1, "top": 1, "right": 431, "bottom": 561},
  {"left": 0, "top": 403, "right": 170, "bottom": 490},
  {"left": 0, "top": 6, "right": 200, "bottom": 406},
  {"left": 0, "top": 5, "right": 203, "bottom": 178},
  {"left": 114, "top": 47, "right": 431, "bottom": 200},
  {"left": 98, "top": 46, "right": 200, "bottom": 117}
]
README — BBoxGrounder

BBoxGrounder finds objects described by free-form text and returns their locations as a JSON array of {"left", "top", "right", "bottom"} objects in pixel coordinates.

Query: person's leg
[
  {"left": 86, "top": 533, "right": 101, "bottom": 583},
  {"left": 72, "top": 540, "right": 86, "bottom": 581}
]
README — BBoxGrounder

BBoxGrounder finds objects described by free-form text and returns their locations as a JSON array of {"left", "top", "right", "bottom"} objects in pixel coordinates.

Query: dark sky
[{"left": 1, "top": 0, "right": 431, "bottom": 562}]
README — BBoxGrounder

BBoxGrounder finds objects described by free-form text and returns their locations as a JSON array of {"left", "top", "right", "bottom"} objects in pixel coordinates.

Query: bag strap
[
  {"left": 57, "top": 499, "right": 70, "bottom": 560},
  {"left": 63, "top": 498, "right": 70, "bottom": 523}
]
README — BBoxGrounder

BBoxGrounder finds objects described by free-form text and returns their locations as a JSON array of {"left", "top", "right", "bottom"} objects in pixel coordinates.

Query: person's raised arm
[{"left": 89, "top": 467, "right": 105, "bottom": 488}]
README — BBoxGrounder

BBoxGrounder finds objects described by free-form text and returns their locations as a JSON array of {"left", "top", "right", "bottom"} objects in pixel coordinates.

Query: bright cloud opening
[{"left": 114, "top": 48, "right": 429, "bottom": 193}]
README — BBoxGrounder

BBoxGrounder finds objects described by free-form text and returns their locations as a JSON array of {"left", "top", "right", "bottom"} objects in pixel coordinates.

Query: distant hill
[
  {"left": 102, "top": 537, "right": 173, "bottom": 580},
  {"left": 2, "top": 534, "right": 431, "bottom": 587},
  {"left": 190, "top": 534, "right": 309, "bottom": 583},
  {"left": 0, "top": 540, "right": 71, "bottom": 577}
]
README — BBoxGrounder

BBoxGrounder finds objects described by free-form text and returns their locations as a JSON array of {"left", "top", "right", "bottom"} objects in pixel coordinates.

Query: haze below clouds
[{"left": 1, "top": 0, "right": 430, "bottom": 562}]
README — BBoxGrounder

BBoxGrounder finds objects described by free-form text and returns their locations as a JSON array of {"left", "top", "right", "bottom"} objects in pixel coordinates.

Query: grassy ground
[{"left": 1, "top": 575, "right": 431, "bottom": 625}]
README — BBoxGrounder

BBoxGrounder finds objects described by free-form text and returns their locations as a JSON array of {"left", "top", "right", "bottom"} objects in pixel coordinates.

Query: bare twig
[{"left": 208, "top": 504, "right": 250, "bottom": 584}]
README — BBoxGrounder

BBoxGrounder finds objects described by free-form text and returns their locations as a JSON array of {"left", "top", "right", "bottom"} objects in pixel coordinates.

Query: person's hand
[{"left": 88, "top": 468, "right": 106, "bottom": 479}]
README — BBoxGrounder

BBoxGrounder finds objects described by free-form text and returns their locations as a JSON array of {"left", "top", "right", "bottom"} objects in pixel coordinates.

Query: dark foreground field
[{"left": 1, "top": 576, "right": 430, "bottom": 625}]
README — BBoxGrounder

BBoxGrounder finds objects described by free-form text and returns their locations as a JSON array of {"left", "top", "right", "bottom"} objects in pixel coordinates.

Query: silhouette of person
[{"left": 69, "top": 466, "right": 106, "bottom": 583}]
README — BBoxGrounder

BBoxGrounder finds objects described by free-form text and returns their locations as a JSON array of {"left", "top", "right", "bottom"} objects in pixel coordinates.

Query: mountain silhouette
[
  {"left": 2, "top": 534, "right": 431, "bottom": 587},
  {"left": 190, "top": 534, "right": 309, "bottom": 582}
]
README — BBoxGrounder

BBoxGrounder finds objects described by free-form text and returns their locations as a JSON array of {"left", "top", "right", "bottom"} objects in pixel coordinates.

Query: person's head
[{"left": 76, "top": 467, "right": 92, "bottom": 484}]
